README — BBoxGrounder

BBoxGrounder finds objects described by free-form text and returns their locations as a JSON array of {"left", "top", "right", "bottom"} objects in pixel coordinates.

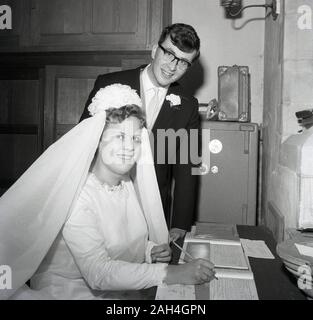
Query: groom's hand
[
  {"left": 151, "top": 244, "right": 172, "bottom": 263},
  {"left": 169, "top": 228, "right": 186, "bottom": 242}
]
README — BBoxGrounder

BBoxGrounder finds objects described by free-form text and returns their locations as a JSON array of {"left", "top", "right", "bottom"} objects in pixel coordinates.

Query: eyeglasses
[{"left": 158, "top": 44, "right": 192, "bottom": 70}]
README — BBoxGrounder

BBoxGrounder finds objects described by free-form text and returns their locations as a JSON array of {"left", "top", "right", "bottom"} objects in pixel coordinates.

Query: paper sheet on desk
[
  {"left": 210, "top": 277, "right": 259, "bottom": 300},
  {"left": 295, "top": 243, "right": 313, "bottom": 258},
  {"left": 155, "top": 284, "right": 195, "bottom": 300},
  {"left": 240, "top": 239, "right": 275, "bottom": 259}
]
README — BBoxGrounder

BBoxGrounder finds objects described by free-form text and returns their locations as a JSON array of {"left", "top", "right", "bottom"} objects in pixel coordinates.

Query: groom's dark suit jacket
[{"left": 80, "top": 66, "right": 200, "bottom": 231}]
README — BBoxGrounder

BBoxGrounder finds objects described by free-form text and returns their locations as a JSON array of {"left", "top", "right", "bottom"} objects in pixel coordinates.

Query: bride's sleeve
[
  {"left": 145, "top": 241, "right": 157, "bottom": 263},
  {"left": 62, "top": 195, "right": 168, "bottom": 291}
]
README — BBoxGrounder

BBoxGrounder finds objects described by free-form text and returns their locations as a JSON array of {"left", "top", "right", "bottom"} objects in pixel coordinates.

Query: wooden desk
[
  {"left": 141, "top": 225, "right": 307, "bottom": 300},
  {"left": 236, "top": 225, "right": 307, "bottom": 300}
]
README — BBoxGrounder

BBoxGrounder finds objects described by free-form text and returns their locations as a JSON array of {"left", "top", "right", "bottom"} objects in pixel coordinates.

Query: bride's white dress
[{"left": 27, "top": 173, "right": 167, "bottom": 300}]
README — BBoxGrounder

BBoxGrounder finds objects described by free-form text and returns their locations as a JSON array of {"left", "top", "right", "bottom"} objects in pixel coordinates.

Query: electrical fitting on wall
[{"left": 220, "top": 0, "right": 280, "bottom": 20}]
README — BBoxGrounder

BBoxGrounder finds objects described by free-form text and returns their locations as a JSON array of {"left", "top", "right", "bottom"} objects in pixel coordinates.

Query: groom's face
[{"left": 150, "top": 35, "right": 197, "bottom": 88}]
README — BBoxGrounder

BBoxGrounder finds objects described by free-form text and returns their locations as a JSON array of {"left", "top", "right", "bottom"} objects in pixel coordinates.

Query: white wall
[
  {"left": 265, "top": 0, "right": 313, "bottom": 233},
  {"left": 172, "top": 0, "right": 265, "bottom": 124}
]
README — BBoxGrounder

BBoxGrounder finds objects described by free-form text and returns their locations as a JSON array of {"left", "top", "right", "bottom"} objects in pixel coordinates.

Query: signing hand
[
  {"left": 169, "top": 228, "right": 186, "bottom": 242},
  {"left": 183, "top": 258, "right": 216, "bottom": 284},
  {"left": 165, "top": 258, "right": 216, "bottom": 285},
  {"left": 151, "top": 244, "right": 172, "bottom": 263}
]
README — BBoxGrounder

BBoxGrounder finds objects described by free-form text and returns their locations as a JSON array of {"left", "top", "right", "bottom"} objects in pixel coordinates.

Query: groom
[{"left": 80, "top": 23, "right": 201, "bottom": 242}]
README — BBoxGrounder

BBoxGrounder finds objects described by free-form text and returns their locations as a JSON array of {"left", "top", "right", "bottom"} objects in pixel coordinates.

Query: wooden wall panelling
[
  {"left": 29, "top": 0, "right": 86, "bottom": 46},
  {"left": 87, "top": 0, "right": 148, "bottom": 49},
  {"left": 116, "top": 0, "right": 138, "bottom": 33},
  {"left": 43, "top": 65, "right": 121, "bottom": 149},
  {"left": 0, "top": 78, "right": 41, "bottom": 193},
  {"left": 0, "top": 0, "right": 171, "bottom": 51},
  {"left": 0, "top": 79, "right": 40, "bottom": 126},
  {"left": 92, "top": 0, "right": 115, "bottom": 34},
  {"left": 0, "top": 134, "right": 39, "bottom": 179},
  {"left": 0, "top": 81, "right": 10, "bottom": 124},
  {"left": 121, "top": 57, "right": 150, "bottom": 70},
  {"left": 0, "top": 51, "right": 152, "bottom": 70},
  {"left": 92, "top": 0, "right": 138, "bottom": 34},
  {"left": 148, "top": 0, "right": 164, "bottom": 48},
  {"left": 10, "top": 80, "right": 39, "bottom": 124},
  {"left": 28, "top": 0, "right": 157, "bottom": 51},
  {"left": 39, "top": 0, "right": 84, "bottom": 35}
]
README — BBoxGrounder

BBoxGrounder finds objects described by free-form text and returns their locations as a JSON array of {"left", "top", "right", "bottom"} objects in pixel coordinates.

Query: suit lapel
[{"left": 132, "top": 67, "right": 142, "bottom": 94}]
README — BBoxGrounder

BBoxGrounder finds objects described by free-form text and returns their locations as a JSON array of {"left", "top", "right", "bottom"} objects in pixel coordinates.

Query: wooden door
[{"left": 43, "top": 65, "right": 121, "bottom": 149}]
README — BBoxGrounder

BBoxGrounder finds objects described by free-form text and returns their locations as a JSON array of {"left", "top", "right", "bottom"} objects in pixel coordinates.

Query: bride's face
[{"left": 98, "top": 116, "right": 142, "bottom": 176}]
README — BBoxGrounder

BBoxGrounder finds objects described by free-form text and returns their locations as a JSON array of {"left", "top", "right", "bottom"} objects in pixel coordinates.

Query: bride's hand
[
  {"left": 151, "top": 244, "right": 172, "bottom": 263},
  {"left": 164, "top": 258, "right": 216, "bottom": 285}
]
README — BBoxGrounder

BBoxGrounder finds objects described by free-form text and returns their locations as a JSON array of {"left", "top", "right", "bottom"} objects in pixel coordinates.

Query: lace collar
[{"left": 89, "top": 172, "right": 125, "bottom": 193}]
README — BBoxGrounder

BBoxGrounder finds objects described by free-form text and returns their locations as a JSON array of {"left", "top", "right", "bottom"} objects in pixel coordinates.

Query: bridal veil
[{"left": 0, "top": 84, "right": 168, "bottom": 299}]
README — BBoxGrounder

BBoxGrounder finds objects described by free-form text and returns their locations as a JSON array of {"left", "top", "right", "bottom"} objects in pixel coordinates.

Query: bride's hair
[{"left": 105, "top": 104, "right": 146, "bottom": 128}]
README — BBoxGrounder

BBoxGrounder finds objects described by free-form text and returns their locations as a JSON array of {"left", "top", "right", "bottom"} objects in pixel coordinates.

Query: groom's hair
[
  {"left": 106, "top": 105, "right": 146, "bottom": 128},
  {"left": 158, "top": 23, "right": 200, "bottom": 61}
]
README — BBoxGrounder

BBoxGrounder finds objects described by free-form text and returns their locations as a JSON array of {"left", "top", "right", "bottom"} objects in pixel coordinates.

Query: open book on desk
[
  {"left": 179, "top": 233, "right": 254, "bottom": 280},
  {"left": 179, "top": 241, "right": 249, "bottom": 268},
  {"left": 186, "top": 223, "right": 241, "bottom": 245},
  {"left": 158, "top": 224, "right": 258, "bottom": 300}
]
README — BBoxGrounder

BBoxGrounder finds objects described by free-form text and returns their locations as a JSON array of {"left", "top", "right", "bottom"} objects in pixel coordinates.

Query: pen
[
  {"left": 172, "top": 240, "right": 194, "bottom": 261},
  {"left": 171, "top": 240, "right": 219, "bottom": 281}
]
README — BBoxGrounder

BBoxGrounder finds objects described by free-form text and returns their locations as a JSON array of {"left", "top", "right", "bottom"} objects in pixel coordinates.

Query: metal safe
[{"left": 197, "top": 120, "right": 258, "bottom": 225}]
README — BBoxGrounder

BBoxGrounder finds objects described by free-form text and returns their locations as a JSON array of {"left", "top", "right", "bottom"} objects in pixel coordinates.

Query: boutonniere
[{"left": 166, "top": 94, "right": 182, "bottom": 110}]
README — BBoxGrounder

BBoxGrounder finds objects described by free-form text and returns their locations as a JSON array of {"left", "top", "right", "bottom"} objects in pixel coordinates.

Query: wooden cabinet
[{"left": 0, "top": 0, "right": 170, "bottom": 52}]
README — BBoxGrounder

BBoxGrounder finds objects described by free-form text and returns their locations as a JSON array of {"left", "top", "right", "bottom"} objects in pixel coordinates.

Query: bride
[{"left": 0, "top": 84, "right": 215, "bottom": 300}]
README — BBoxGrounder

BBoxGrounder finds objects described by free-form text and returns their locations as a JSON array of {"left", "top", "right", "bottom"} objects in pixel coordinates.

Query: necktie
[{"left": 147, "top": 87, "right": 159, "bottom": 131}]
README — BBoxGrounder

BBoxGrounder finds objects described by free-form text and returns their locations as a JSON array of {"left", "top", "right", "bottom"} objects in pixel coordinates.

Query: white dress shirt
[{"left": 141, "top": 65, "right": 169, "bottom": 130}]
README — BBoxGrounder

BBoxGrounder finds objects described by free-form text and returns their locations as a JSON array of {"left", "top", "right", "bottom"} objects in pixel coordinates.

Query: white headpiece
[
  {"left": 88, "top": 83, "right": 142, "bottom": 115},
  {"left": 0, "top": 84, "right": 168, "bottom": 299}
]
